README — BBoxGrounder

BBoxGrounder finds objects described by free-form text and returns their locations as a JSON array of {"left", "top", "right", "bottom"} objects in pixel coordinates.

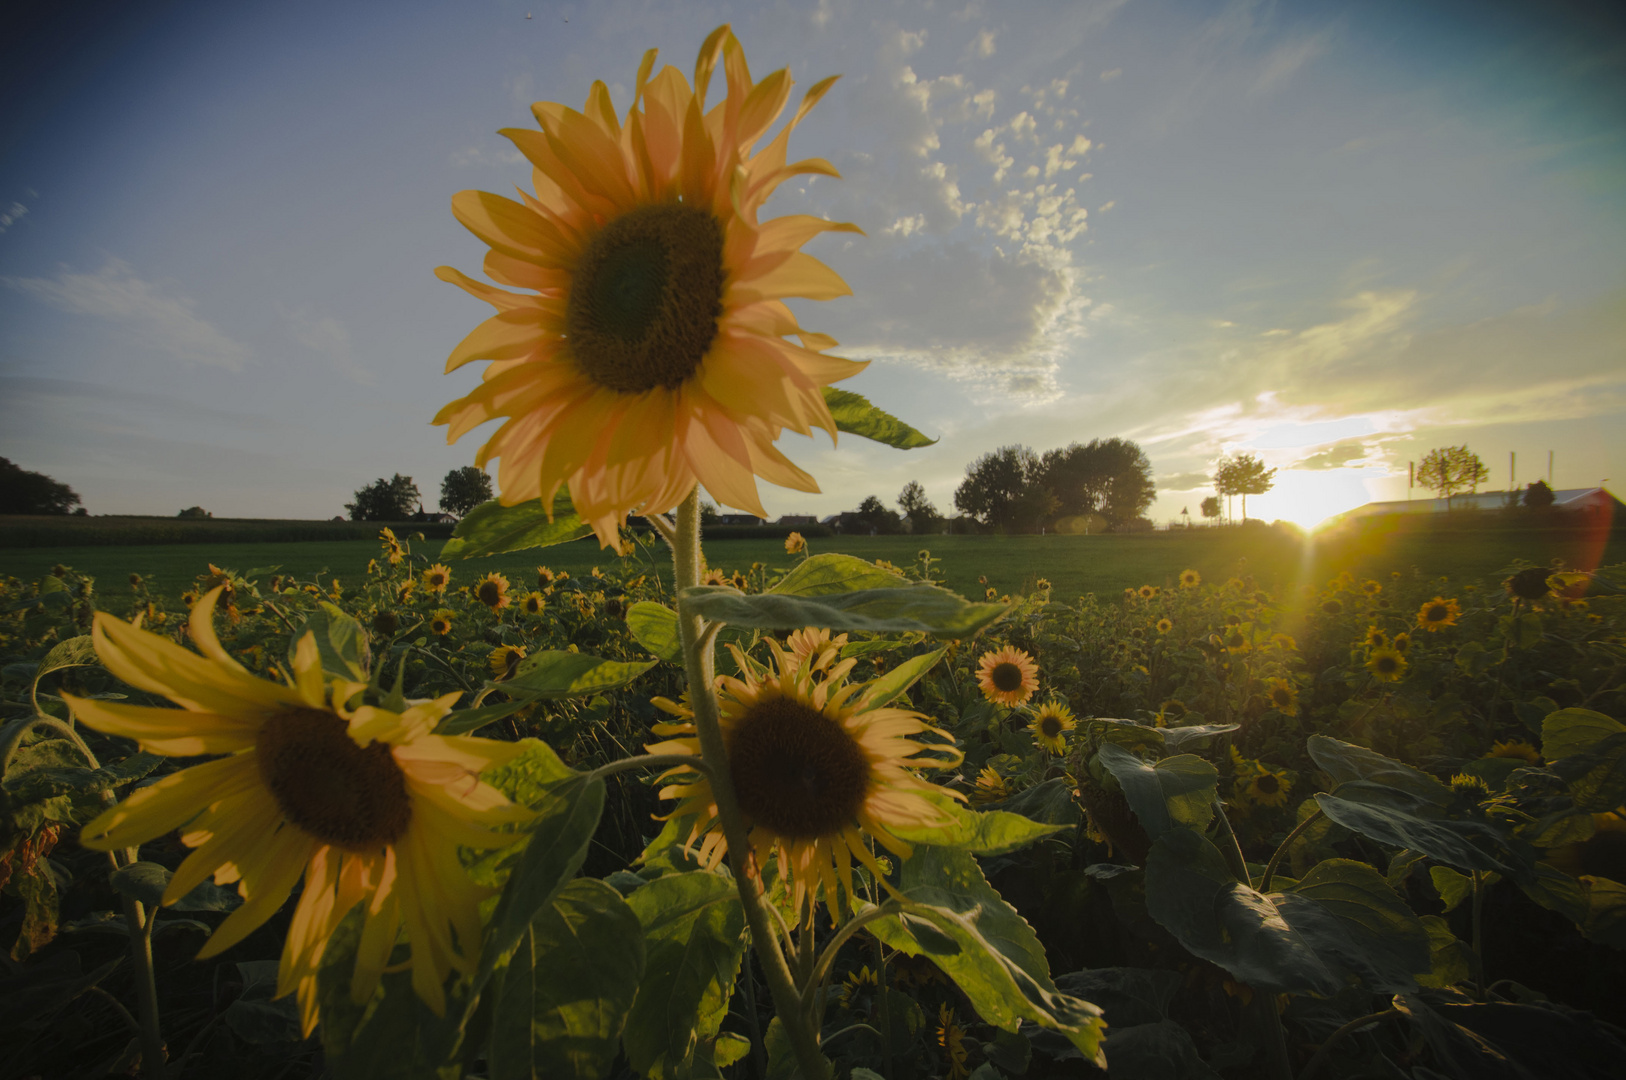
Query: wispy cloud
[
  {"left": 283, "top": 308, "right": 375, "bottom": 386},
  {"left": 1, "top": 258, "right": 250, "bottom": 371},
  {"left": 0, "top": 200, "right": 28, "bottom": 233}
]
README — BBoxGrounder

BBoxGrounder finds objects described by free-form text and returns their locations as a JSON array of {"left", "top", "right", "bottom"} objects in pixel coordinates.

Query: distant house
[
  {"left": 776, "top": 514, "right": 819, "bottom": 526},
  {"left": 1340, "top": 487, "right": 1622, "bottom": 521},
  {"left": 715, "top": 513, "right": 767, "bottom": 526},
  {"left": 822, "top": 512, "right": 876, "bottom": 535},
  {"left": 414, "top": 510, "right": 458, "bottom": 524}
]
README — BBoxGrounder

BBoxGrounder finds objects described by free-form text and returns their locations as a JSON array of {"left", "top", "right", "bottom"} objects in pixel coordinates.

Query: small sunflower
[
  {"left": 1392, "top": 631, "right": 1412, "bottom": 654},
  {"left": 181, "top": 589, "right": 200, "bottom": 609},
  {"left": 423, "top": 564, "right": 452, "bottom": 593},
  {"left": 937, "top": 1003, "right": 971, "bottom": 1080},
  {"left": 1270, "top": 633, "right": 1298, "bottom": 652},
  {"left": 1361, "top": 579, "right": 1382, "bottom": 596},
  {"left": 434, "top": 26, "right": 865, "bottom": 548},
  {"left": 1417, "top": 596, "right": 1460, "bottom": 632},
  {"left": 397, "top": 579, "right": 417, "bottom": 604},
  {"left": 66, "top": 588, "right": 530, "bottom": 1031},
  {"left": 730, "top": 570, "right": 749, "bottom": 590},
  {"left": 519, "top": 591, "right": 546, "bottom": 616},
  {"left": 1179, "top": 568, "right": 1201, "bottom": 588},
  {"left": 702, "top": 568, "right": 729, "bottom": 586},
  {"left": 1245, "top": 768, "right": 1293, "bottom": 808},
  {"left": 975, "top": 646, "right": 1039, "bottom": 707},
  {"left": 535, "top": 566, "right": 556, "bottom": 589},
  {"left": 785, "top": 531, "right": 806, "bottom": 554},
  {"left": 1029, "top": 700, "right": 1076, "bottom": 754},
  {"left": 970, "top": 765, "right": 1008, "bottom": 805},
  {"left": 379, "top": 527, "right": 406, "bottom": 566},
  {"left": 1223, "top": 630, "right": 1250, "bottom": 653},
  {"left": 1363, "top": 625, "right": 1389, "bottom": 648},
  {"left": 839, "top": 964, "right": 878, "bottom": 1007},
  {"left": 647, "top": 633, "right": 961, "bottom": 916},
  {"left": 1138, "top": 585, "right": 1159, "bottom": 600},
  {"left": 474, "top": 572, "right": 511, "bottom": 611},
  {"left": 1485, "top": 739, "right": 1541, "bottom": 765},
  {"left": 487, "top": 644, "right": 528, "bottom": 681},
  {"left": 1156, "top": 618, "right": 1173, "bottom": 634},
  {"left": 429, "top": 609, "right": 455, "bottom": 636},
  {"left": 1155, "top": 699, "right": 1188, "bottom": 727},
  {"left": 1365, "top": 646, "right": 1407, "bottom": 682},
  {"left": 1265, "top": 677, "right": 1299, "bottom": 717}
]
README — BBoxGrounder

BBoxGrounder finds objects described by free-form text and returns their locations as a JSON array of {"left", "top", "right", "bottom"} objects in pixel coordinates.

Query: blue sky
[{"left": 2, "top": 0, "right": 1622, "bottom": 528}]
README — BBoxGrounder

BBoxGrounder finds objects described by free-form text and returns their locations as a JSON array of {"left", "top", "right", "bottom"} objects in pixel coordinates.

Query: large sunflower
[
  {"left": 66, "top": 588, "right": 530, "bottom": 1033},
  {"left": 975, "top": 646, "right": 1039, "bottom": 707},
  {"left": 434, "top": 25, "right": 866, "bottom": 547},
  {"left": 645, "top": 632, "right": 961, "bottom": 916},
  {"left": 1029, "top": 700, "right": 1077, "bottom": 754}
]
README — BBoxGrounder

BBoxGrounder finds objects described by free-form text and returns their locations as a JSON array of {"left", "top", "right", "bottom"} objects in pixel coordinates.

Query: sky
[{"left": 2, "top": 0, "right": 1623, "bottom": 530}]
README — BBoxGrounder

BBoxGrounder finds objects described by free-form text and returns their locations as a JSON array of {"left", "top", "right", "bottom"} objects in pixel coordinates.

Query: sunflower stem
[
  {"left": 121, "top": 892, "right": 166, "bottom": 1079},
  {"left": 671, "top": 489, "right": 830, "bottom": 1080},
  {"left": 584, "top": 753, "right": 711, "bottom": 784},
  {"left": 1259, "top": 808, "right": 1324, "bottom": 893}
]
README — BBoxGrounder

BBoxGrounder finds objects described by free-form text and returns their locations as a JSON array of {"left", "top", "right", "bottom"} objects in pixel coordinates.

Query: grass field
[{"left": 4, "top": 517, "right": 1620, "bottom": 612}]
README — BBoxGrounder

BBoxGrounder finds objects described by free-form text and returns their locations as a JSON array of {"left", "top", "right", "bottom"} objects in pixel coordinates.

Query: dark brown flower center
[
  {"left": 1039, "top": 715, "right": 1064, "bottom": 738},
  {"left": 1256, "top": 774, "right": 1280, "bottom": 795},
  {"left": 1426, "top": 605, "right": 1448, "bottom": 622},
  {"left": 1579, "top": 829, "right": 1626, "bottom": 881},
  {"left": 1377, "top": 656, "right": 1399, "bottom": 674},
  {"left": 477, "top": 581, "right": 504, "bottom": 607},
  {"left": 990, "top": 662, "right": 1024, "bottom": 693},
  {"left": 727, "top": 697, "right": 871, "bottom": 841},
  {"left": 257, "top": 709, "right": 410, "bottom": 852},
  {"left": 1273, "top": 689, "right": 1292, "bottom": 707},
  {"left": 567, "top": 203, "right": 724, "bottom": 394}
]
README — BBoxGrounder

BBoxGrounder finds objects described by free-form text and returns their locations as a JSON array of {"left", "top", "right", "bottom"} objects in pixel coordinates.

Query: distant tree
[
  {"left": 855, "top": 495, "right": 906, "bottom": 535},
  {"left": 955, "top": 446, "right": 1043, "bottom": 531},
  {"left": 1416, "top": 446, "right": 1489, "bottom": 507},
  {"left": 1212, "top": 453, "right": 1276, "bottom": 522},
  {"left": 897, "top": 481, "right": 941, "bottom": 534},
  {"left": 177, "top": 506, "right": 212, "bottom": 519},
  {"left": 1523, "top": 479, "right": 1556, "bottom": 509},
  {"left": 699, "top": 500, "right": 720, "bottom": 524},
  {"left": 1200, "top": 495, "right": 1222, "bottom": 521},
  {"left": 1037, "top": 438, "right": 1156, "bottom": 528},
  {"left": 440, "top": 466, "right": 493, "bottom": 516},
  {"left": 346, "top": 474, "right": 420, "bottom": 521},
  {"left": 0, "top": 457, "right": 82, "bottom": 515}
]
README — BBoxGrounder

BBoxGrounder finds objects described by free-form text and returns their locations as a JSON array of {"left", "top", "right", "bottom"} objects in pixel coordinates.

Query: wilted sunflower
[
  {"left": 1485, "top": 739, "right": 1541, "bottom": 765},
  {"left": 975, "top": 646, "right": 1039, "bottom": 707},
  {"left": 1265, "top": 677, "right": 1299, "bottom": 717},
  {"left": 434, "top": 26, "right": 866, "bottom": 548},
  {"left": 1416, "top": 596, "right": 1460, "bottom": 632},
  {"left": 1245, "top": 768, "right": 1293, "bottom": 808},
  {"left": 488, "top": 643, "right": 528, "bottom": 681},
  {"left": 1029, "top": 700, "right": 1076, "bottom": 754},
  {"left": 646, "top": 632, "right": 961, "bottom": 916},
  {"left": 1179, "top": 568, "right": 1201, "bottom": 588},
  {"left": 474, "top": 572, "right": 511, "bottom": 611},
  {"left": 423, "top": 564, "right": 452, "bottom": 593},
  {"left": 970, "top": 764, "right": 1008, "bottom": 805},
  {"left": 519, "top": 591, "right": 546, "bottom": 616},
  {"left": 66, "top": 588, "right": 531, "bottom": 1031},
  {"left": 1505, "top": 567, "right": 1552, "bottom": 602},
  {"left": 1365, "top": 646, "right": 1407, "bottom": 682},
  {"left": 429, "top": 609, "right": 455, "bottom": 636},
  {"left": 785, "top": 531, "right": 806, "bottom": 554}
]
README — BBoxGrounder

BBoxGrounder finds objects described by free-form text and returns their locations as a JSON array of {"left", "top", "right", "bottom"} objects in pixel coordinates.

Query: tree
[
  {"left": 1200, "top": 495, "right": 1222, "bottom": 521},
  {"left": 440, "top": 466, "right": 493, "bottom": 516},
  {"left": 855, "top": 495, "right": 905, "bottom": 535},
  {"left": 1036, "top": 438, "right": 1156, "bottom": 528},
  {"left": 346, "top": 474, "right": 420, "bottom": 521},
  {"left": 1416, "top": 446, "right": 1490, "bottom": 507},
  {"left": 954, "top": 445, "right": 1043, "bottom": 531},
  {"left": 1523, "top": 480, "right": 1555, "bottom": 509},
  {"left": 1212, "top": 453, "right": 1276, "bottom": 522},
  {"left": 897, "top": 481, "right": 941, "bottom": 534},
  {"left": 0, "top": 457, "right": 82, "bottom": 515}
]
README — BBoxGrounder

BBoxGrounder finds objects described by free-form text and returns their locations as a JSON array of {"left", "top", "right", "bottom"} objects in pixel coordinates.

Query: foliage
[
  {"left": 1525, "top": 480, "right": 1556, "bottom": 509},
  {"left": 954, "top": 445, "right": 1044, "bottom": 532},
  {"left": 440, "top": 465, "right": 494, "bottom": 517},
  {"left": 0, "top": 458, "right": 82, "bottom": 516},
  {"left": 1417, "top": 446, "right": 1491, "bottom": 505},
  {"left": 1212, "top": 452, "right": 1277, "bottom": 523},
  {"left": 854, "top": 494, "right": 907, "bottom": 535},
  {"left": 1037, "top": 438, "right": 1157, "bottom": 528},
  {"left": 898, "top": 480, "right": 942, "bottom": 534},
  {"left": 176, "top": 506, "right": 212, "bottom": 519},
  {"left": 345, "top": 473, "right": 421, "bottom": 521}
]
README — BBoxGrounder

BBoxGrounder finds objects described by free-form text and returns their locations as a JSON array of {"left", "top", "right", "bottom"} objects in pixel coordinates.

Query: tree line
[{"left": 345, "top": 467, "right": 494, "bottom": 521}]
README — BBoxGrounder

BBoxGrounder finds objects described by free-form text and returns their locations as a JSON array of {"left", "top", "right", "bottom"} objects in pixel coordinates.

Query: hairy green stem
[
  {"left": 585, "top": 753, "right": 712, "bottom": 785},
  {"left": 1259, "top": 809, "right": 1324, "bottom": 893},
  {"left": 1471, "top": 869, "right": 1488, "bottom": 999},
  {"left": 1213, "top": 798, "right": 1292, "bottom": 1080},
  {"left": 671, "top": 491, "right": 829, "bottom": 1080},
  {"left": 122, "top": 895, "right": 165, "bottom": 1079}
]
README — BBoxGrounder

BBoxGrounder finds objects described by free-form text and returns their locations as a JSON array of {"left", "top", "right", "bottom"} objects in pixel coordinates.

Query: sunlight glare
[{"left": 1242, "top": 468, "right": 1378, "bottom": 532}]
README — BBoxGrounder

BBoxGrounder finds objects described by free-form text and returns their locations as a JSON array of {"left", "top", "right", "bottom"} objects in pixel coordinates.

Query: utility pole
[
  {"left": 1549, "top": 450, "right": 1554, "bottom": 487},
  {"left": 1408, "top": 461, "right": 1414, "bottom": 501}
]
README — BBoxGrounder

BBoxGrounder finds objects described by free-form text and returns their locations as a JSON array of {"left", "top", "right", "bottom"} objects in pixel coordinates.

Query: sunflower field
[{"left": 6, "top": 21, "right": 1626, "bottom": 1080}]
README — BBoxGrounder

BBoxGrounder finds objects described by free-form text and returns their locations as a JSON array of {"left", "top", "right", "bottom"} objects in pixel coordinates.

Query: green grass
[{"left": 6, "top": 519, "right": 1620, "bottom": 613}]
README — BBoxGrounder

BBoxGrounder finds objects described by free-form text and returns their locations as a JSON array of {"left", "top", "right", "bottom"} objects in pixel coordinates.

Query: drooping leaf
[
  {"left": 620, "top": 871, "right": 747, "bottom": 1080},
  {"left": 1416, "top": 915, "right": 1474, "bottom": 988},
  {"left": 440, "top": 495, "right": 593, "bottom": 559},
  {"left": 1273, "top": 858, "right": 1432, "bottom": 993},
  {"left": 821, "top": 387, "right": 936, "bottom": 449},
  {"left": 33, "top": 636, "right": 99, "bottom": 683},
  {"left": 678, "top": 583, "right": 1006, "bottom": 637},
  {"left": 1159, "top": 723, "right": 1240, "bottom": 752},
  {"left": 290, "top": 602, "right": 371, "bottom": 682},
  {"left": 108, "top": 861, "right": 172, "bottom": 909},
  {"left": 1, "top": 751, "right": 163, "bottom": 806},
  {"left": 432, "top": 695, "right": 543, "bottom": 737},
  {"left": 988, "top": 777, "right": 1082, "bottom": 826},
  {"left": 501, "top": 651, "right": 656, "bottom": 699},
  {"left": 625, "top": 602, "right": 683, "bottom": 662},
  {"left": 1314, "top": 793, "right": 1515, "bottom": 876},
  {"left": 1307, "top": 735, "right": 1453, "bottom": 806},
  {"left": 1095, "top": 744, "right": 1217, "bottom": 839},
  {"left": 770, "top": 553, "right": 907, "bottom": 596},
  {"left": 860, "top": 646, "right": 947, "bottom": 708}
]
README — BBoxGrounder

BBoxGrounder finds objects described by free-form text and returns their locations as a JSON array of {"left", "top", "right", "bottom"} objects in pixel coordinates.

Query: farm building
[{"left": 1340, "top": 486, "right": 1622, "bottom": 521}]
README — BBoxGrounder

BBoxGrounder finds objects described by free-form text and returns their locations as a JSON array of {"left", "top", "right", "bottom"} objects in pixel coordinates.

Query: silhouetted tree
[
  {"left": 346, "top": 474, "right": 420, "bottom": 521},
  {"left": 1200, "top": 495, "right": 1222, "bottom": 521},
  {"left": 440, "top": 466, "right": 493, "bottom": 516},
  {"left": 1037, "top": 438, "right": 1156, "bottom": 527},
  {"left": 855, "top": 495, "right": 905, "bottom": 535},
  {"left": 0, "top": 458, "right": 82, "bottom": 515},
  {"left": 897, "top": 481, "right": 941, "bottom": 534},
  {"left": 1213, "top": 453, "right": 1276, "bottom": 522},
  {"left": 954, "top": 446, "right": 1043, "bottom": 531},
  {"left": 1416, "top": 446, "right": 1489, "bottom": 507},
  {"left": 1523, "top": 480, "right": 1555, "bottom": 509}
]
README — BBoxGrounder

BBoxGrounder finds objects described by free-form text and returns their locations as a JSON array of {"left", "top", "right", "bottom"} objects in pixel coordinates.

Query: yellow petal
[
  {"left": 196, "top": 826, "right": 315, "bottom": 959},
  {"left": 60, "top": 694, "right": 258, "bottom": 756},
  {"left": 91, "top": 611, "right": 299, "bottom": 718},
  {"left": 79, "top": 754, "right": 259, "bottom": 850}
]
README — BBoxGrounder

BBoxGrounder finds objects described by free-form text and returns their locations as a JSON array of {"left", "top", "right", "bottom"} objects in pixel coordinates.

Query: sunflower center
[
  {"left": 1427, "top": 605, "right": 1447, "bottom": 622},
  {"left": 1039, "top": 715, "right": 1063, "bottom": 739},
  {"left": 1580, "top": 829, "right": 1626, "bottom": 881},
  {"left": 257, "top": 709, "right": 410, "bottom": 852},
  {"left": 1256, "top": 774, "right": 1280, "bottom": 794},
  {"left": 727, "top": 696, "right": 871, "bottom": 841},
  {"left": 990, "top": 662, "right": 1024, "bottom": 693},
  {"left": 1273, "top": 689, "right": 1291, "bottom": 706},
  {"left": 478, "top": 581, "right": 503, "bottom": 606},
  {"left": 567, "top": 203, "right": 725, "bottom": 394}
]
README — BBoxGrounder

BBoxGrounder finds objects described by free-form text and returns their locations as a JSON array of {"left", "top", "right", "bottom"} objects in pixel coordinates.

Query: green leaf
[
  {"left": 987, "top": 777, "right": 1081, "bottom": 826},
  {"left": 770, "top": 553, "right": 907, "bottom": 596},
  {"left": 868, "top": 846, "right": 1107, "bottom": 1064},
  {"left": 501, "top": 651, "right": 656, "bottom": 699},
  {"left": 1580, "top": 875, "right": 1626, "bottom": 948},
  {"left": 889, "top": 789, "right": 1067, "bottom": 855},
  {"left": 108, "top": 861, "right": 171, "bottom": 908},
  {"left": 1543, "top": 708, "right": 1626, "bottom": 761},
  {"left": 1159, "top": 723, "right": 1241, "bottom": 751},
  {"left": 290, "top": 602, "right": 371, "bottom": 682},
  {"left": 821, "top": 387, "right": 936, "bottom": 449},
  {"left": 488, "top": 878, "right": 645, "bottom": 1080},
  {"left": 1416, "top": 915, "right": 1474, "bottom": 988},
  {"left": 1314, "top": 793, "right": 1514, "bottom": 876},
  {"left": 1517, "top": 862, "right": 1589, "bottom": 925},
  {"left": 2, "top": 751, "right": 163, "bottom": 806},
  {"left": 33, "top": 636, "right": 99, "bottom": 683},
  {"left": 1095, "top": 744, "right": 1217, "bottom": 839},
  {"left": 626, "top": 602, "right": 683, "bottom": 663},
  {"left": 223, "top": 961, "right": 305, "bottom": 1045},
  {"left": 479, "top": 739, "right": 579, "bottom": 808},
  {"left": 1430, "top": 865, "right": 1478, "bottom": 913},
  {"left": 1274, "top": 858, "right": 1432, "bottom": 993},
  {"left": 621, "top": 871, "right": 747, "bottom": 1080},
  {"left": 440, "top": 496, "right": 593, "bottom": 559},
  {"left": 1549, "top": 730, "right": 1626, "bottom": 813},
  {"left": 433, "top": 695, "right": 542, "bottom": 737},
  {"left": 678, "top": 583, "right": 1007, "bottom": 636},
  {"left": 1307, "top": 735, "right": 1453, "bottom": 806},
  {"left": 860, "top": 646, "right": 947, "bottom": 708}
]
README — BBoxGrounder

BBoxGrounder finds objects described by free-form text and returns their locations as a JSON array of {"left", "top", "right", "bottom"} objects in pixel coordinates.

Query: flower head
[
  {"left": 519, "top": 591, "right": 547, "bottom": 615},
  {"left": 1365, "top": 646, "right": 1407, "bottom": 682},
  {"left": 488, "top": 643, "right": 528, "bottom": 680},
  {"left": 434, "top": 26, "right": 866, "bottom": 547},
  {"left": 67, "top": 589, "right": 530, "bottom": 1031},
  {"left": 1029, "top": 700, "right": 1076, "bottom": 754},
  {"left": 1485, "top": 739, "right": 1541, "bottom": 765},
  {"left": 1245, "top": 768, "right": 1293, "bottom": 807},
  {"left": 1364, "top": 625, "right": 1389, "bottom": 648},
  {"left": 1138, "top": 585, "right": 1158, "bottom": 600},
  {"left": 1505, "top": 567, "right": 1552, "bottom": 602},
  {"left": 1417, "top": 596, "right": 1460, "bottom": 631},
  {"left": 429, "top": 609, "right": 455, "bottom": 636},
  {"left": 474, "top": 572, "right": 511, "bottom": 611},
  {"left": 785, "top": 531, "right": 806, "bottom": 554},
  {"left": 1265, "top": 677, "right": 1299, "bottom": 717},
  {"left": 975, "top": 646, "right": 1039, "bottom": 707},
  {"left": 1156, "top": 617, "right": 1173, "bottom": 634},
  {"left": 423, "top": 564, "right": 452, "bottom": 593},
  {"left": 646, "top": 633, "right": 960, "bottom": 916},
  {"left": 970, "top": 765, "right": 1008, "bottom": 805},
  {"left": 1179, "top": 569, "right": 1201, "bottom": 588}
]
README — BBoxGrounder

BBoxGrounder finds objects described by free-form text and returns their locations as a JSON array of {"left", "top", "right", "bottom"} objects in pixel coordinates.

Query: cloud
[
  {"left": 1293, "top": 438, "right": 1380, "bottom": 471},
  {"left": 0, "top": 200, "right": 28, "bottom": 233},
  {"left": 1, "top": 258, "right": 249, "bottom": 371},
  {"left": 449, "top": 143, "right": 526, "bottom": 168},
  {"left": 283, "top": 308, "right": 375, "bottom": 386},
  {"left": 1158, "top": 470, "right": 1212, "bottom": 491},
  {"left": 1250, "top": 29, "right": 1333, "bottom": 96}
]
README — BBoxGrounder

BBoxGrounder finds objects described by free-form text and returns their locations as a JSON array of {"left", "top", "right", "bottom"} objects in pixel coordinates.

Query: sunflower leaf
[
  {"left": 890, "top": 790, "right": 1066, "bottom": 855},
  {"left": 1312, "top": 793, "right": 1519, "bottom": 877},
  {"left": 625, "top": 602, "right": 683, "bottom": 662},
  {"left": 771, "top": 552, "right": 907, "bottom": 595},
  {"left": 860, "top": 645, "right": 947, "bottom": 708},
  {"left": 1095, "top": 744, "right": 1218, "bottom": 839},
  {"left": 678, "top": 584, "right": 1007, "bottom": 637},
  {"left": 822, "top": 387, "right": 936, "bottom": 449},
  {"left": 500, "top": 651, "right": 657, "bottom": 699},
  {"left": 440, "top": 494, "right": 593, "bottom": 559},
  {"left": 289, "top": 602, "right": 370, "bottom": 682}
]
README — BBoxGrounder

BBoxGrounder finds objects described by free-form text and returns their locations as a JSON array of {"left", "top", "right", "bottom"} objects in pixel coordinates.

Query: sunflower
[
  {"left": 937, "top": 1003, "right": 971, "bottom": 1080},
  {"left": 1505, "top": 566, "right": 1552, "bottom": 602},
  {"left": 474, "top": 572, "right": 511, "bottom": 611},
  {"left": 645, "top": 634, "right": 960, "bottom": 916},
  {"left": 1363, "top": 625, "right": 1389, "bottom": 648},
  {"left": 970, "top": 765, "right": 1009, "bottom": 805},
  {"left": 379, "top": 527, "right": 406, "bottom": 566},
  {"left": 429, "top": 609, "right": 455, "bottom": 636},
  {"left": 1179, "top": 569, "right": 1201, "bottom": 588},
  {"left": 423, "top": 564, "right": 452, "bottom": 593},
  {"left": 1361, "top": 580, "right": 1382, "bottom": 596},
  {"left": 1365, "top": 646, "right": 1407, "bottom": 682},
  {"left": 181, "top": 589, "right": 200, "bottom": 610},
  {"left": 1320, "top": 599, "right": 1343, "bottom": 615},
  {"left": 1223, "top": 630, "right": 1250, "bottom": 654},
  {"left": 65, "top": 588, "right": 530, "bottom": 1031},
  {"left": 975, "top": 646, "right": 1039, "bottom": 707},
  {"left": 1392, "top": 631, "right": 1411, "bottom": 654},
  {"left": 785, "top": 531, "right": 806, "bottom": 554},
  {"left": 371, "top": 611, "right": 400, "bottom": 637},
  {"left": 434, "top": 26, "right": 866, "bottom": 548},
  {"left": 1138, "top": 585, "right": 1159, "bottom": 600},
  {"left": 1270, "top": 633, "right": 1298, "bottom": 652},
  {"left": 1245, "top": 768, "right": 1293, "bottom": 808},
  {"left": 519, "top": 591, "right": 547, "bottom": 616},
  {"left": 1155, "top": 699, "right": 1187, "bottom": 728},
  {"left": 1265, "top": 677, "right": 1299, "bottom": 717},
  {"left": 1417, "top": 596, "right": 1460, "bottom": 632},
  {"left": 397, "top": 579, "right": 417, "bottom": 604},
  {"left": 1485, "top": 739, "right": 1541, "bottom": 765},
  {"left": 1156, "top": 618, "right": 1173, "bottom": 634},
  {"left": 488, "top": 644, "right": 528, "bottom": 681},
  {"left": 1028, "top": 700, "right": 1077, "bottom": 755}
]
